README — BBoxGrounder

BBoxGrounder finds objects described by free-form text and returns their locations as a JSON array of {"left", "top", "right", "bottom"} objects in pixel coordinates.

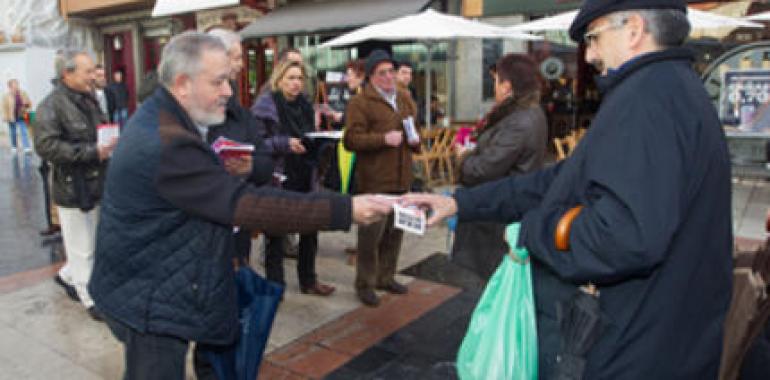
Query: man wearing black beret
[{"left": 406, "top": 0, "right": 732, "bottom": 378}]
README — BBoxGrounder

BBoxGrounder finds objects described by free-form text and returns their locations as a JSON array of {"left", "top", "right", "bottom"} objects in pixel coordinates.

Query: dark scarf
[{"left": 272, "top": 91, "right": 314, "bottom": 138}]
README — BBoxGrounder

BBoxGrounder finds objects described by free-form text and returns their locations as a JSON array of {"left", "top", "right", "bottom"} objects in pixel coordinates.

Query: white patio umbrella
[
  {"left": 321, "top": 8, "right": 541, "bottom": 129},
  {"left": 506, "top": 7, "right": 762, "bottom": 33},
  {"left": 746, "top": 11, "right": 770, "bottom": 21}
]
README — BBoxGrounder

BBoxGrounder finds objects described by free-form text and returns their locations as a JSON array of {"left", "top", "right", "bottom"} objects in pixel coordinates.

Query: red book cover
[{"left": 211, "top": 136, "right": 254, "bottom": 161}]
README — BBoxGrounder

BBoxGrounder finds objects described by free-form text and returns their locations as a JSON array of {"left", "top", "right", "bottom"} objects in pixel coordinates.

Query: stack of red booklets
[{"left": 211, "top": 136, "right": 254, "bottom": 161}]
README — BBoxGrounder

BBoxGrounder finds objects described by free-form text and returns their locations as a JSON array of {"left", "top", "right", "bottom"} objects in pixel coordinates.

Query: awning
[
  {"left": 151, "top": 0, "right": 240, "bottom": 17},
  {"left": 240, "top": 0, "right": 431, "bottom": 39},
  {"left": 483, "top": 0, "right": 582, "bottom": 17}
]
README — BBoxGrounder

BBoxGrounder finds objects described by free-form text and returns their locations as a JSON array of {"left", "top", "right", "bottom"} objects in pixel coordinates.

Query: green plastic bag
[{"left": 456, "top": 223, "right": 538, "bottom": 380}]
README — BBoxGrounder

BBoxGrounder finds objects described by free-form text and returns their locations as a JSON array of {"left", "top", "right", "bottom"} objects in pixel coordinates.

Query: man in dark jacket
[
  {"left": 107, "top": 69, "right": 129, "bottom": 128},
  {"left": 344, "top": 50, "right": 420, "bottom": 307},
  {"left": 34, "top": 49, "right": 117, "bottom": 320},
  {"left": 406, "top": 1, "right": 733, "bottom": 378},
  {"left": 206, "top": 28, "right": 274, "bottom": 264},
  {"left": 88, "top": 32, "right": 391, "bottom": 380}
]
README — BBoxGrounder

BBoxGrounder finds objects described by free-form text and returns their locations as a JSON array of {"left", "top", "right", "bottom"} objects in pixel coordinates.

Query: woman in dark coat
[
  {"left": 251, "top": 60, "right": 335, "bottom": 296},
  {"left": 451, "top": 54, "right": 547, "bottom": 281}
]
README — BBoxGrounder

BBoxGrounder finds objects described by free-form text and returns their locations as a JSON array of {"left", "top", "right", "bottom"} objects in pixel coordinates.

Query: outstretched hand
[
  {"left": 351, "top": 195, "right": 395, "bottom": 225},
  {"left": 400, "top": 193, "right": 457, "bottom": 226}
]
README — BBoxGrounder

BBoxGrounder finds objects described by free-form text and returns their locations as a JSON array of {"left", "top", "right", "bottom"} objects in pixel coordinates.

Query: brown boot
[
  {"left": 300, "top": 282, "right": 336, "bottom": 296},
  {"left": 376, "top": 280, "right": 408, "bottom": 295},
  {"left": 356, "top": 288, "right": 380, "bottom": 307}
]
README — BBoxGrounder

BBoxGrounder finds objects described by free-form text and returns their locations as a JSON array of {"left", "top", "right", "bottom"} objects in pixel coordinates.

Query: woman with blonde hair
[{"left": 250, "top": 60, "right": 335, "bottom": 296}]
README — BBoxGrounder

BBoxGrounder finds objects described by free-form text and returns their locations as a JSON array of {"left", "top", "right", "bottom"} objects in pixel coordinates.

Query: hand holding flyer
[
  {"left": 393, "top": 203, "right": 426, "bottom": 235},
  {"left": 402, "top": 116, "right": 420, "bottom": 145},
  {"left": 97, "top": 123, "right": 120, "bottom": 147}
]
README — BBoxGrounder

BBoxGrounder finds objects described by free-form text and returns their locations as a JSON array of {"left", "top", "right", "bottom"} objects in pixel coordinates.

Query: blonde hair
[{"left": 269, "top": 60, "right": 306, "bottom": 92}]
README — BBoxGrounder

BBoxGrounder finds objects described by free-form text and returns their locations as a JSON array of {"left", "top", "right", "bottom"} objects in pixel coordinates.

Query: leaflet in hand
[
  {"left": 305, "top": 130, "right": 344, "bottom": 139},
  {"left": 393, "top": 203, "right": 426, "bottom": 235},
  {"left": 97, "top": 123, "right": 120, "bottom": 147},
  {"left": 402, "top": 116, "right": 419, "bottom": 145},
  {"left": 211, "top": 136, "right": 254, "bottom": 161}
]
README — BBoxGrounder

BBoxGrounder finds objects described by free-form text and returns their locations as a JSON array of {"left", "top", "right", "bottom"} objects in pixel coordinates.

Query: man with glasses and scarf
[{"left": 404, "top": 1, "right": 732, "bottom": 378}]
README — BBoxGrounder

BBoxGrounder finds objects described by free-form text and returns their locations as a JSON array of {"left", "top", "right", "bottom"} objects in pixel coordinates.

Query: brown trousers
[{"left": 355, "top": 213, "right": 403, "bottom": 291}]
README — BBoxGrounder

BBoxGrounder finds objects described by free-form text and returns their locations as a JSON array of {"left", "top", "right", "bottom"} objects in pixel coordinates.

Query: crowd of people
[{"left": 1, "top": 0, "right": 741, "bottom": 378}]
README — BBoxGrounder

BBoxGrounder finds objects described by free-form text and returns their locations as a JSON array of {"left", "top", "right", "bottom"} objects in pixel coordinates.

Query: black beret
[
  {"left": 568, "top": 0, "right": 687, "bottom": 42},
  {"left": 365, "top": 49, "right": 395, "bottom": 76}
]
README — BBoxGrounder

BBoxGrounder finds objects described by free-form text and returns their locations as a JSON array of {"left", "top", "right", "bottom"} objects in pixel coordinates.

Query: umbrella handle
[{"left": 555, "top": 205, "right": 583, "bottom": 251}]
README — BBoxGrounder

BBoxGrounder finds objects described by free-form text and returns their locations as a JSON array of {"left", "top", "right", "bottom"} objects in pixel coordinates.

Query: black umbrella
[{"left": 551, "top": 284, "right": 603, "bottom": 380}]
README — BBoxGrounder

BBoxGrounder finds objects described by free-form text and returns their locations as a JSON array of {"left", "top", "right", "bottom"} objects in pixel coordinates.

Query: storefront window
[
  {"left": 285, "top": 36, "right": 450, "bottom": 125},
  {"left": 482, "top": 39, "right": 502, "bottom": 100}
]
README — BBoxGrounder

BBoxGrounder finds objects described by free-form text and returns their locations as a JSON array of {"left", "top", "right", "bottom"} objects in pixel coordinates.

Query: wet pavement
[
  {"left": 0, "top": 129, "right": 767, "bottom": 379},
  {"left": 0, "top": 147, "right": 64, "bottom": 277},
  {"left": 325, "top": 254, "right": 483, "bottom": 380}
]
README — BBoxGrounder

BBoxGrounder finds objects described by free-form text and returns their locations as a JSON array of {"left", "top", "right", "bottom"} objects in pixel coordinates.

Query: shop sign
[
  {"left": 720, "top": 69, "right": 770, "bottom": 132},
  {"left": 196, "top": 6, "right": 264, "bottom": 32}
]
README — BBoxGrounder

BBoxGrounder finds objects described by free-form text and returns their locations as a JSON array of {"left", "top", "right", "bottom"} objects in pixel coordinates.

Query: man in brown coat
[{"left": 344, "top": 50, "right": 419, "bottom": 306}]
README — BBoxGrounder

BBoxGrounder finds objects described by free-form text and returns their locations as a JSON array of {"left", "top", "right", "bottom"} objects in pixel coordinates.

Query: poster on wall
[{"left": 719, "top": 69, "right": 770, "bottom": 133}]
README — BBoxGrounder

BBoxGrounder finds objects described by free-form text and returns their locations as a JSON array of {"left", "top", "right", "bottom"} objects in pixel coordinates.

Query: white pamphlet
[
  {"left": 402, "top": 116, "right": 419, "bottom": 145},
  {"left": 393, "top": 203, "right": 426, "bottom": 235},
  {"left": 97, "top": 123, "right": 120, "bottom": 147}
]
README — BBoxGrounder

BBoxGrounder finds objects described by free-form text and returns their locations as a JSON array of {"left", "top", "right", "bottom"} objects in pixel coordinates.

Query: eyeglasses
[{"left": 583, "top": 18, "right": 627, "bottom": 47}]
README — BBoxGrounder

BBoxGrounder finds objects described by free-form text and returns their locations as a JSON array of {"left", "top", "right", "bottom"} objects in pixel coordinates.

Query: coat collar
[
  {"left": 595, "top": 47, "right": 694, "bottom": 95},
  {"left": 362, "top": 83, "right": 407, "bottom": 109},
  {"left": 153, "top": 86, "right": 201, "bottom": 138}
]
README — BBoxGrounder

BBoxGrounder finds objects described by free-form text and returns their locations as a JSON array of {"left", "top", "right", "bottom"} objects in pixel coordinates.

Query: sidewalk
[{"left": 0, "top": 136, "right": 766, "bottom": 379}]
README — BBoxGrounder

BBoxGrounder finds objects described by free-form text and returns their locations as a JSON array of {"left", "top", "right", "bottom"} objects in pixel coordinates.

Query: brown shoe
[
  {"left": 357, "top": 288, "right": 380, "bottom": 307},
  {"left": 300, "top": 282, "right": 336, "bottom": 296},
  {"left": 377, "top": 281, "right": 408, "bottom": 295}
]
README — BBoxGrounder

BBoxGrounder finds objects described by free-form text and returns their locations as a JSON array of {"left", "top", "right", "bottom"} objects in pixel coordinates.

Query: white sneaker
[
  {"left": 10, "top": 147, "right": 17, "bottom": 154},
  {"left": 23, "top": 147, "right": 32, "bottom": 154}
]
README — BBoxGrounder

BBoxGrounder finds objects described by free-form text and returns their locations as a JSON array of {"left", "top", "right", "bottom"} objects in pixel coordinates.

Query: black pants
[
  {"left": 265, "top": 233, "right": 318, "bottom": 288},
  {"left": 105, "top": 316, "right": 217, "bottom": 380},
  {"left": 233, "top": 228, "right": 252, "bottom": 264}
]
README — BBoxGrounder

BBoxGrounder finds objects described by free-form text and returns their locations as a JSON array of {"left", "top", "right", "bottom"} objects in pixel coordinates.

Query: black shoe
[
  {"left": 87, "top": 307, "right": 104, "bottom": 322},
  {"left": 376, "top": 281, "right": 408, "bottom": 295},
  {"left": 357, "top": 289, "right": 380, "bottom": 307},
  {"left": 39, "top": 225, "right": 61, "bottom": 236},
  {"left": 54, "top": 275, "right": 80, "bottom": 302}
]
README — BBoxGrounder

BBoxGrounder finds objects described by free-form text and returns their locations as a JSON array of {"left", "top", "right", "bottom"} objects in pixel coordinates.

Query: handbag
[
  {"left": 456, "top": 222, "right": 538, "bottom": 380},
  {"left": 201, "top": 266, "right": 284, "bottom": 380}
]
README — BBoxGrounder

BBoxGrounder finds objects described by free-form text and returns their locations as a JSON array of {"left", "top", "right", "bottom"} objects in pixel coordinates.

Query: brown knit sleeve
[{"left": 233, "top": 189, "right": 351, "bottom": 235}]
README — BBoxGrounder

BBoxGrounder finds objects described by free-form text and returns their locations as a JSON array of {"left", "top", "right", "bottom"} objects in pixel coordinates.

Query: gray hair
[
  {"left": 609, "top": 9, "right": 691, "bottom": 48},
  {"left": 207, "top": 28, "right": 241, "bottom": 51},
  {"left": 55, "top": 49, "right": 93, "bottom": 78},
  {"left": 158, "top": 31, "right": 227, "bottom": 88}
]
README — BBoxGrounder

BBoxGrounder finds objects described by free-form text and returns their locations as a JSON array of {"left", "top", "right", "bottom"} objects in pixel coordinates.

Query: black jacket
[
  {"left": 455, "top": 48, "right": 733, "bottom": 379},
  {"left": 89, "top": 87, "right": 351, "bottom": 344},
  {"left": 206, "top": 82, "right": 274, "bottom": 187},
  {"left": 34, "top": 84, "right": 107, "bottom": 209}
]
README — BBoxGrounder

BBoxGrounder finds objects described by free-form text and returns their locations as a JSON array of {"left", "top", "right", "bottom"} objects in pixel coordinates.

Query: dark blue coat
[
  {"left": 89, "top": 88, "right": 351, "bottom": 344},
  {"left": 455, "top": 48, "right": 733, "bottom": 379}
]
